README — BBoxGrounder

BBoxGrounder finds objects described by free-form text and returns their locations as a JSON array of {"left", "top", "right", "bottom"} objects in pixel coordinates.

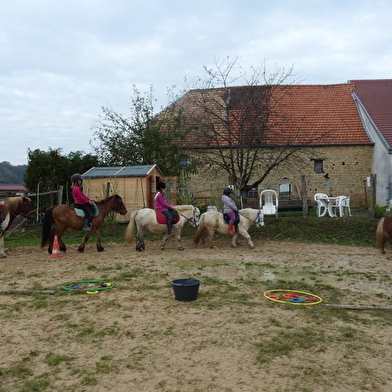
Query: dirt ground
[{"left": 1, "top": 235, "right": 392, "bottom": 392}]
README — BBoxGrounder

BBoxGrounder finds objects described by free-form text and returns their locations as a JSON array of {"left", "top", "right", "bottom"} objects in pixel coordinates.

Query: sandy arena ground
[{"left": 1, "top": 235, "right": 392, "bottom": 391}]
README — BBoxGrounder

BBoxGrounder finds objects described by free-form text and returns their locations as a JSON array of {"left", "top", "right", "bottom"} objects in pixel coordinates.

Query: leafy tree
[
  {"left": 0, "top": 161, "right": 27, "bottom": 184},
  {"left": 24, "top": 148, "right": 100, "bottom": 207},
  {"left": 91, "top": 85, "right": 192, "bottom": 176}
]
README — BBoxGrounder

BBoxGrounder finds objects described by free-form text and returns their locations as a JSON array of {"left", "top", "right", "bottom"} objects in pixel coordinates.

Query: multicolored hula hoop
[
  {"left": 62, "top": 280, "right": 115, "bottom": 292},
  {"left": 264, "top": 289, "right": 322, "bottom": 306}
]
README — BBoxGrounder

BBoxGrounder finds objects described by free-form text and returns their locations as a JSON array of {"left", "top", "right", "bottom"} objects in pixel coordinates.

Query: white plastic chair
[
  {"left": 336, "top": 196, "right": 351, "bottom": 217},
  {"left": 314, "top": 193, "right": 329, "bottom": 217},
  {"left": 260, "top": 190, "right": 278, "bottom": 217}
]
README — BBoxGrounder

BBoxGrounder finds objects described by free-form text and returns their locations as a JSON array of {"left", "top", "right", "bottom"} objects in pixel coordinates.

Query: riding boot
[
  {"left": 82, "top": 219, "right": 91, "bottom": 231},
  {"left": 167, "top": 221, "right": 173, "bottom": 236},
  {"left": 228, "top": 224, "right": 234, "bottom": 235}
]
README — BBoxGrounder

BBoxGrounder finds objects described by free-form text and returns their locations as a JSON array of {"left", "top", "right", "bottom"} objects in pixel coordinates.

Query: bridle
[
  {"left": 238, "top": 209, "right": 264, "bottom": 227},
  {"left": 179, "top": 206, "right": 199, "bottom": 228}
]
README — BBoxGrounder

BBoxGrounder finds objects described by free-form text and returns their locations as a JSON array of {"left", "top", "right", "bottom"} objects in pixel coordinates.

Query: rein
[
  {"left": 2, "top": 204, "right": 35, "bottom": 218},
  {"left": 238, "top": 210, "right": 264, "bottom": 226},
  {"left": 178, "top": 207, "right": 199, "bottom": 227}
]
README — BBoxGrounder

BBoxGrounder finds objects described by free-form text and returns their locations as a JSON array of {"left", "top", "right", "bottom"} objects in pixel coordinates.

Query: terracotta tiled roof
[
  {"left": 0, "top": 184, "right": 27, "bottom": 191},
  {"left": 177, "top": 83, "right": 371, "bottom": 148},
  {"left": 350, "top": 79, "right": 392, "bottom": 147}
]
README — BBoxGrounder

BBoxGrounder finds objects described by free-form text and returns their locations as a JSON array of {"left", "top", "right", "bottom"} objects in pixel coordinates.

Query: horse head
[
  {"left": 254, "top": 209, "right": 265, "bottom": 228},
  {"left": 113, "top": 195, "right": 127, "bottom": 215},
  {"left": 4, "top": 196, "right": 35, "bottom": 218},
  {"left": 20, "top": 196, "right": 35, "bottom": 218},
  {"left": 192, "top": 206, "right": 200, "bottom": 227}
]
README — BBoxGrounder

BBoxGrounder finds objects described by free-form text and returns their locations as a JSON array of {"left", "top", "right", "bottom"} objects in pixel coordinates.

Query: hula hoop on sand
[
  {"left": 62, "top": 280, "right": 115, "bottom": 292},
  {"left": 264, "top": 289, "right": 322, "bottom": 306}
]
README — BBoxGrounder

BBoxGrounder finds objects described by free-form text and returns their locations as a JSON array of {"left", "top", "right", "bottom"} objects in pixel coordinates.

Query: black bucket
[{"left": 171, "top": 278, "right": 201, "bottom": 302}]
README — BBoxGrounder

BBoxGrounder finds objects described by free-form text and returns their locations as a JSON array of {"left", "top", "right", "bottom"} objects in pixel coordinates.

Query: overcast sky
[{"left": 1, "top": 0, "right": 391, "bottom": 166}]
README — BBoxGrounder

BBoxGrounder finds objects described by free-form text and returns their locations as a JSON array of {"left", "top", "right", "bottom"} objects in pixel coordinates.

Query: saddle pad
[
  {"left": 74, "top": 204, "right": 99, "bottom": 218},
  {"left": 155, "top": 210, "right": 180, "bottom": 225}
]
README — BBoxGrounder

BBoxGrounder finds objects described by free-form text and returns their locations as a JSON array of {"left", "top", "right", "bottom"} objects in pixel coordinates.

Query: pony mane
[
  {"left": 4, "top": 196, "right": 28, "bottom": 209},
  {"left": 174, "top": 204, "right": 194, "bottom": 212},
  {"left": 95, "top": 195, "right": 119, "bottom": 205}
]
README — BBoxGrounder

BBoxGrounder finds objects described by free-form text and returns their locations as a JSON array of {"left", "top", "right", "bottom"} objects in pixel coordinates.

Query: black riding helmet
[
  {"left": 223, "top": 187, "right": 234, "bottom": 195},
  {"left": 71, "top": 173, "right": 83, "bottom": 183},
  {"left": 156, "top": 182, "right": 166, "bottom": 190}
]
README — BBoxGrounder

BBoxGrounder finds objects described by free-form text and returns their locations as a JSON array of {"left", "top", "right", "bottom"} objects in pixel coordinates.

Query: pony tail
[
  {"left": 376, "top": 217, "right": 387, "bottom": 251},
  {"left": 125, "top": 211, "right": 138, "bottom": 243},
  {"left": 193, "top": 214, "right": 206, "bottom": 245},
  {"left": 41, "top": 207, "right": 55, "bottom": 247}
]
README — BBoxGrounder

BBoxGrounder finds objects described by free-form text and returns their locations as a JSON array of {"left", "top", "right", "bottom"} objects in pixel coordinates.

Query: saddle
[
  {"left": 155, "top": 209, "right": 180, "bottom": 225},
  {"left": 223, "top": 212, "right": 240, "bottom": 226},
  {"left": 74, "top": 204, "right": 99, "bottom": 219}
]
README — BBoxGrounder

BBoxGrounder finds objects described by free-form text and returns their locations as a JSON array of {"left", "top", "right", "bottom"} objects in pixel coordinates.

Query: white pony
[
  {"left": 193, "top": 208, "right": 264, "bottom": 249},
  {"left": 125, "top": 205, "right": 200, "bottom": 251}
]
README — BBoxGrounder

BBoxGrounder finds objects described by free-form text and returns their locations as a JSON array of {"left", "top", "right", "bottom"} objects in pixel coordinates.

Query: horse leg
[
  {"left": 55, "top": 229, "right": 67, "bottom": 252},
  {"left": 234, "top": 228, "right": 254, "bottom": 249},
  {"left": 95, "top": 230, "right": 104, "bottom": 252},
  {"left": 0, "top": 234, "right": 6, "bottom": 258},
  {"left": 380, "top": 236, "right": 387, "bottom": 254},
  {"left": 78, "top": 232, "right": 92, "bottom": 253},
  {"left": 136, "top": 234, "right": 145, "bottom": 251},
  {"left": 231, "top": 232, "right": 238, "bottom": 248},
  {"left": 207, "top": 229, "right": 215, "bottom": 248},
  {"left": 175, "top": 231, "right": 185, "bottom": 251},
  {"left": 160, "top": 234, "right": 168, "bottom": 250},
  {"left": 58, "top": 236, "right": 67, "bottom": 253}
]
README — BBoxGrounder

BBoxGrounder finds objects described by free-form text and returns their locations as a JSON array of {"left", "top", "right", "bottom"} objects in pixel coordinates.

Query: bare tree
[{"left": 173, "top": 57, "right": 322, "bottom": 195}]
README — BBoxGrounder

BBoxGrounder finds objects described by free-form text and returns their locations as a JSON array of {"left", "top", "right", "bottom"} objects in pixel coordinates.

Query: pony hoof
[
  {"left": 178, "top": 246, "right": 185, "bottom": 251},
  {"left": 231, "top": 244, "right": 237, "bottom": 248}
]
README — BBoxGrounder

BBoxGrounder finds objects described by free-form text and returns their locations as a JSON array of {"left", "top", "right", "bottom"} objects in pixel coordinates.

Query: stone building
[{"left": 172, "top": 83, "right": 374, "bottom": 208}]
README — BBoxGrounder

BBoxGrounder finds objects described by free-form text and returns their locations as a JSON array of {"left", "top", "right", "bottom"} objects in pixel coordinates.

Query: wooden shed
[{"left": 82, "top": 165, "right": 177, "bottom": 220}]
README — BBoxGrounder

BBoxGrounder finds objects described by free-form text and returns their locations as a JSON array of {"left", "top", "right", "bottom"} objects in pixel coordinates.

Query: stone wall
[{"left": 187, "top": 145, "right": 373, "bottom": 208}]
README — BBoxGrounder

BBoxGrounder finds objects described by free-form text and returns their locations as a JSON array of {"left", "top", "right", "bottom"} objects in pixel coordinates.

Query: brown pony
[
  {"left": 376, "top": 217, "right": 392, "bottom": 254},
  {"left": 41, "top": 194, "right": 127, "bottom": 254},
  {"left": 0, "top": 196, "right": 35, "bottom": 258}
]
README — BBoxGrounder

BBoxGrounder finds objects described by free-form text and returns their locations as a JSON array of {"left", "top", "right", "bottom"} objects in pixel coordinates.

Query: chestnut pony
[
  {"left": 376, "top": 217, "right": 392, "bottom": 254},
  {"left": 0, "top": 196, "right": 35, "bottom": 258},
  {"left": 41, "top": 194, "right": 127, "bottom": 254}
]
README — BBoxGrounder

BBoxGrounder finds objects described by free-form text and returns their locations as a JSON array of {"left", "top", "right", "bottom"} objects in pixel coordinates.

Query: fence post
[
  {"left": 57, "top": 186, "right": 63, "bottom": 205},
  {"left": 301, "top": 175, "right": 308, "bottom": 218},
  {"left": 368, "top": 174, "right": 376, "bottom": 218}
]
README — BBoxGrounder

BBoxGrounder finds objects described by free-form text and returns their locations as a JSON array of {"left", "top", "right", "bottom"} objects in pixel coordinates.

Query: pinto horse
[
  {"left": 41, "top": 194, "right": 127, "bottom": 254},
  {"left": 125, "top": 205, "right": 200, "bottom": 251},
  {"left": 193, "top": 208, "right": 264, "bottom": 249},
  {"left": 376, "top": 217, "right": 392, "bottom": 254},
  {"left": 0, "top": 196, "right": 35, "bottom": 258}
]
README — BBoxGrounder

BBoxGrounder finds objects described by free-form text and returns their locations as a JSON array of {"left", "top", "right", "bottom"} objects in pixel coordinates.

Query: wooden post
[
  {"left": 301, "top": 175, "right": 308, "bottom": 218},
  {"left": 368, "top": 174, "right": 376, "bottom": 218},
  {"left": 325, "top": 303, "right": 392, "bottom": 311},
  {"left": 0, "top": 290, "right": 56, "bottom": 295},
  {"left": 57, "top": 186, "right": 63, "bottom": 205}
]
